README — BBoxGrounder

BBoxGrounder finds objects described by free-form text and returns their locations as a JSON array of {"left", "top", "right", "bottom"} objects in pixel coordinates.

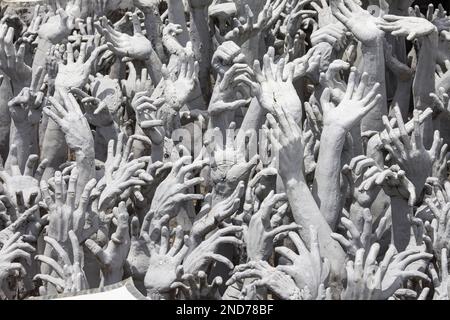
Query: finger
[
  {"left": 68, "top": 230, "right": 81, "bottom": 264},
  {"left": 66, "top": 167, "right": 78, "bottom": 210},
  {"left": 43, "top": 236, "right": 71, "bottom": 266},
  {"left": 33, "top": 274, "right": 65, "bottom": 290},
  {"left": 84, "top": 239, "right": 107, "bottom": 265},
  {"left": 35, "top": 255, "right": 64, "bottom": 278},
  {"left": 23, "top": 155, "right": 39, "bottom": 177}
]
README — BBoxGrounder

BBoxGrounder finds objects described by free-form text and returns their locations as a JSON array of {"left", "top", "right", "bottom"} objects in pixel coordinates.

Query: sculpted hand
[
  {"left": 332, "top": 0, "right": 383, "bottom": 44},
  {"left": 183, "top": 225, "right": 242, "bottom": 274},
  {"left": 429, "top": 248, "right": 450, "bottom": 299},
  {"left": 56, "top": 40, "right": 107, "bottom": 89},
  {"left": 425, "top": 198, "right": 450, "bottom": 257},
  {"left": 150, "top": 156, "right": 207, "bottom": 222},
  {"left": 209, "top": 52, "right": 255, "bottom": 115},
  {"left": 8, "top": 67, "right": 46, "bottom": 125},
  {"left": 121, "top": 62, "right": 153, "bottom": 102},
  {"left": 162, "top": 43, "right": 199, "bottom": 111},
  {"left": 41, "top": 169, "right": 98, "bottom": 245},
  {"left": 275, "top": 227, "right": 330, "bottom": 299},
  {"left": 341, "top": 244, "right": 384, "bottom": 300},
  {"left": 431, "top": 88, "right": 450, "bottom": 119},
  {"left": 34, "top": 231, "right": 88, "bottom": 293},
  {"left": 320, "top": 68, "right": 381, "bottom": 133},
  {"left": 244, "top": 191, "right": 299, "bottom": 261},
  {"left": 318, "top": 59, "right": 350, "bottom": 104},
  {"left": 97, "top": 14, "right": 152, "bottom": 62},
  {"left": 423, "top": 4, "right": 450, "bottom": 33},
  {"left": 0, "top": 24, "right": 32, "bottom": 92},
  {"left": 264, "top": 102, "right": 304, "bottom": 184},
  {"left": 97, "top": 134, "right": 150, "bottom": 212},
  {"left": 376, "top": 15, "right": 437, "bottom": 41},
  {"left": 127, "top": 212, "right": 158, "bottom": 288},
  {"left": 331, "top": 209, "right": 386, "bottom": 258},
  {"left": 144, "top": 226, "right": 189, "bottom": 299},
  {"left": 171, "top": 271, "right": 223, "bottom": 300},
  {"left": 87, "top": 73, "right": 122, "bottom": 115},
  {"left": 254, "top": 48, "right": 302, "bottom": 123},
  {"left": 162, "top": 23, "right": 186, "bottom": 56},
  {"left": 190, "top": 182, "right": 244, "bottom": 247},
  {"left": 45, "top": 89, "right": 94, "bottom": 152},
  {"left": 1, "top": 146, "right": 47, "bottom": 215},
  {"left": 16, "top": 4, "right": 42, "bottom": 45},
  {"left": 207, "top": 124, "right": 259, "bottom": 201},
  {"left": 85, "top": 202, "right": 130, "bottom": 286},
  {"left": 38, "top": 8, "right": 73, "bottom": 44},
  {"left": 70, "top": 88, "right": 115, "bottom": 127},
  {"left": 311, "top": 0, "right": 336, "bottom": 27},
  {"left": 224, "top": 5, "right": 270, "bottom": 46},
  {"left": 227, "top": 260, "right": 302, "bottom": 300},
  {"left": 380, "top": 245, "right": 432, "bottom": 299},
  {"left": 381, "top": 108, "right": 440, "bottom": 198},
  {"left": 0, "top": 232, "right": 34, "bottom": 285},
  {"left": 341, "top": 156, "right": 383, "bottom": 209},
  {"left": 0, "top": 205, "right": 46, "bottom": 245}
]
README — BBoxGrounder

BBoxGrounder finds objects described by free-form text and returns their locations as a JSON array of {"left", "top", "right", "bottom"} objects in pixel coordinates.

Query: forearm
[
  {"left": 167, "top": 0, "right": 189, "bottom": 46},
  {"left": 413, "top": 33, "right": 438, "bottom": 147},
  {"left": 390, "top": 196, "right": 411, "bottom": 252},
  {"left": 359, "top": 39, "right": 388, "bottom": 132},
  {"left": 313, "top": 125, "right": 346, "bottom": 230},
  {"left": 0, "top": 77, "right": 12, "bottom": 161},
  {"left": 41, "top": 90, "right": 69, "bottom": 180},
  {"left": 236, "top": 98, "right": 266, "bottom": 144},
  {"left": 390, "top": 79, "right": 412, "bottom": 120},
  {"left": 144, "top": 48, "right": 163, "bottom": 85},
  {"left": 75, "top": 146, "right": 95, "bottom": 200},
  {"left": 413, "top": 34, "right": 438, "bottom": 111},
  {"left": 189, "top": 6, "right": 212, "bottom": 99},
  {"left": 41, "top": 119, "right": 68, "bottom": 181},
  {"left": 32, "top": 38, "right": 53, "bottom": 72},
  {"left": 95, "top": 123, "right": 119, "bottom": 162},
  {"left": 6, "top": 123, "right": 39, "bottom": 172},
  {"left": 141, "top": 6, "right": 165, "bottom": 61},
  {"left": 284, "top": 178, "right": 346, "bottom": 281}
]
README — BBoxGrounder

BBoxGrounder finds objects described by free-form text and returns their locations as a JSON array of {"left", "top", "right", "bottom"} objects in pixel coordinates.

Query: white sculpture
[{"left": 0, "top": 0, "right": 449, "bottom": 301}]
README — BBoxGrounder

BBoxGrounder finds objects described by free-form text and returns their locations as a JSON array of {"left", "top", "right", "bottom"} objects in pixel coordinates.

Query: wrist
[
  {"left": 428, "top": 28, "right": 439, "bottom": 39},
  {"left": 284, "top": 178, "right": 307, "bottom": 192},
  {"left": 361, "top": 33, "right": 384, "bottom": 48},
  {"left": 281, "top": 172, "right": 305, "bottom": 188},
  {"left": 75, "top": 148, "right": 95, "bottom": 163},
  {"left": 322, "top": 124, "right": 348, "bottom": 140},
  {"left": 423, "top": 30, "right": 439, "bottom": 48}
]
